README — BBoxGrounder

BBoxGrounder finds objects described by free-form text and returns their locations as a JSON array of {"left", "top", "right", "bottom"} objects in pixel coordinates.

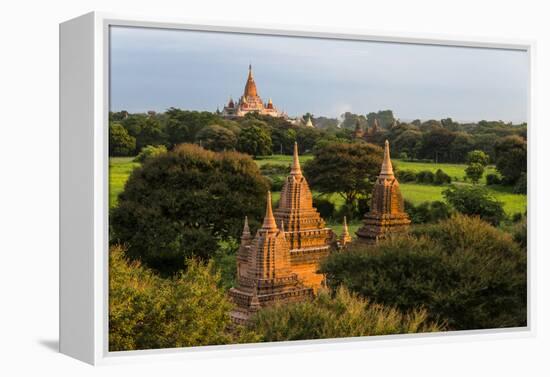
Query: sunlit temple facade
[{"left": 222, "top": 65, "right": 285, "bottom": 119}]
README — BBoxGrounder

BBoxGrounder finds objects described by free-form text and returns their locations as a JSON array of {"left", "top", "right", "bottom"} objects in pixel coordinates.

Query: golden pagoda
[
  {"left": 356, "top": 140, "right": 410, "bottom": 243},
  {"left": 222, "top": 65, "right": 284, "bottom": 118},
  {"left": 229, "top": 192, "right": 313, "bottom": 324},
  {"left": 273, "top": 142, "right": 334, "bottom": 291}
]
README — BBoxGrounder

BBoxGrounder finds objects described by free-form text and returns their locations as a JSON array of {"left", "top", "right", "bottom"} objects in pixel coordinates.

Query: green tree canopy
[
  {"left": 236, "top": 124, "right": 272, "bottom": 157},
  {"left": 109, "top": 123, "right": 136, "bottom": 156},
  {"left": 110, "top": 144, "right": 269, "bottom": 275},
  {"left": 321, "top": 215, "right": 526, "bottom": 330},
  {"left": 195, "top": 124, "right": 237, "bottom": 152},
  {"left": 495, "top": 135, "right": 527, "bottom": 184},
  {"left": 466, "top": 150, "right": 490, "bottom": 166},
  {"left": 443, "top": 185, "right": 505, "bottom": 225},
  {"left": 303, "top": 142, "right": 383, "bottom": 208}
]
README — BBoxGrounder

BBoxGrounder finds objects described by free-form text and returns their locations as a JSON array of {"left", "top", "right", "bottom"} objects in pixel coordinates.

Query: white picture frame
[{"left": 59, "top": 11, "right": 535, "bottom": 365}]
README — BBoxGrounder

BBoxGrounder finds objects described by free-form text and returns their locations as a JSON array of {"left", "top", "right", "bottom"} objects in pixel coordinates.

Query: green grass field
[
  {"left": 109, "top": 155, "right": 526, "bottom": 217},
  {"left": 394, "top": 159, "right": 499, "bottom": 182}
]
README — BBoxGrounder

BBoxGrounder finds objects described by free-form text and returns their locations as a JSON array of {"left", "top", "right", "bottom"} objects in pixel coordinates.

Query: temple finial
[
  {"left": 340, "top": 216, "right": 352, "bottom": 246},
  {"left": 242, "top": 216, "right": 251, "bottom": 238},
  {"left": 290, "top": 142, "right": 302, "bottom": 177},
  {"left": 262, "top": 191, "right": 277, "bottom": 230},
  {"left": 380, "top": 140, "right": 394, "bottom": 177}
]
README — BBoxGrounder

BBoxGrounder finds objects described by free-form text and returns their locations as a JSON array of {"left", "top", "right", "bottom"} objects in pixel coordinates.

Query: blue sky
[{"left": 110, "top": 26, "right": 529, "bottom": 123}]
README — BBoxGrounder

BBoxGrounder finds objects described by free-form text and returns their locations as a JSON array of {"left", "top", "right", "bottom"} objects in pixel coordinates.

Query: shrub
[
  {"left": 434, "top": 169, "right": 451, "bottom": 185},
  {"left": 321, "top": 215, "right": 527, "bottom": 330},
  {"left": 486, "top": 173, "right": 502, "bottom": 185},
  {"left": 398, "top": 152, "right": 409, "bottom": 160},
  {"left": 313, "top": 197, "right": 336, "bottom": 220},
  {"left": 443, "top": 185, "right": 505, "bottom": 225},
  {"left": 465, "top": 162, "right": 485, "bottom": 184},
  {"left": 109, "top": 245, "right": 258, "bottom": 351},
  {"left": 514, "top": 172, "right": 527, "bottom": 194},
  {"left": 406, "top": 200, "right": 453, "bottom": 224},
  {"left": 249, "top": 286, "right": 442, "bottom": 341},
  {"left": 133, "top": 144, "right": 168, "bottom": 163},
  {"left": 396, "top": 169, "right": 417, "bottom": 183},
  {"left": 111, "top": 144, "right": 269, "bottom": 275},
  {"left": 416, "top": 170, "right": 435, "bottom": 184}
]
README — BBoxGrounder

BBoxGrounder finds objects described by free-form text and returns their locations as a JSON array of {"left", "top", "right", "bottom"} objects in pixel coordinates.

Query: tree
[
  {"left": 303, "top": 142, "right": 383, "bottom": 211},
  {"left": 195, "top": 124, "right": 237, "bottom": 152},
  {"left": 393, "top": 129, "right": 422, "bottom": 159},
  {"left": 110, "top": 144, "right": 270, "bottom": 275},
  {"left": 236, "top": 125, "right": 272, "bottom": 157},
  {"left": 271, "top": 127, "right": 297, "bottom": 154},
  {"left": 465, "top": 151, "right": 489, "bottom": 184},
  {"left": 109, "top": 123, "right": 136, "bottom": 156},
  {"left": 135, "top": 117, "right": 167, "bottom": 151},
  {"left": 494, "top": 135, "right": 527, "bottom": 184},
  {"left": 419, "top": 127, "right": 456, "bottom": 162},
  {"left": 109, "top": 245, "right": 257, "bottom": 351},
  {"left": 133, "top": 144, "right": 168, "bottom": 163},
  {"left": 321, "top": 215, "right": 527, "bottom": 330},
  {"left": 249, "top": 286, "right": 441, "bottom": 341},
  {"left": 165, "top": 108, "right": 221, "bottom": 146},
  {"left": 443, "top": 185, "right": 505, "bottom": 225}
]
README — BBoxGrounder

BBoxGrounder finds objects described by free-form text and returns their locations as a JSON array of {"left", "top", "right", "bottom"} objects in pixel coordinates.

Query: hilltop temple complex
[
  {"left": 222, "top": 65, "right": 285, "bottom": 119},
  {"left": 229, "top": 140, "right": 409, "bottom": 323},
  {"left": 356, "top": 140, "right": 411, "bottom": 243}
]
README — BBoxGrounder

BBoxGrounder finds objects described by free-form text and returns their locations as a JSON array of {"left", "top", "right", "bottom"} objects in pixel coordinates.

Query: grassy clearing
[
  {"left": 394, "top": 159, "right": 499, "bottom": 182},
  {"left": 109, "top": 155, "right": 526, "bottom": 217},
  {"left": 109, "top": 157, "right": 140, "bottom": 208}
]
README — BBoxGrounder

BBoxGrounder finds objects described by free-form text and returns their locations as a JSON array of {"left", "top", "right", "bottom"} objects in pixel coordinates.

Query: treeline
[{"left": 110, "top": 108, "right": 526, "bottom": 165}]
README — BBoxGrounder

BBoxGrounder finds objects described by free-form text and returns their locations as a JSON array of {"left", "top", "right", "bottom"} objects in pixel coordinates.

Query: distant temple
[
  {"left": 222, "top": 65, "right": 285, "bottom": 119},
  {"left": 355, "top": 140, "right": 411, "bottom": 243}
]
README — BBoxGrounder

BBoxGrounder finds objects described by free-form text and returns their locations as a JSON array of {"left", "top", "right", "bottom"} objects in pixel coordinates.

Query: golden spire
[
  {"left": 380, "top": 140, "right": 394, "bottom": 177},
  {"left": 244, "top": 64, "right": 258, "bottom": 97},
  {"left": 262, "top": 191, "right": 278, "bottom": 230},
  {"left": 342, "top": 216, "right": 349, "bottom": 237},
  {"left": 290, "top": 142, "right": 302, "bottom": 177}
]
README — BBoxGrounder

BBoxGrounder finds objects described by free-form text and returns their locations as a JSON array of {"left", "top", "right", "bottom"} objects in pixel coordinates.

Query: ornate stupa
[
  {"left": 356, "top": 140, "right": 410, "bottom": 243},
  {"left": 222, "top": 65, "right": 284, "bottom": 118},
  {"left": 229, "top": 192, "right": 313, "bottom": 324},
  {"left": 273, "top": 142, "right": 333, "bottom": 291}
]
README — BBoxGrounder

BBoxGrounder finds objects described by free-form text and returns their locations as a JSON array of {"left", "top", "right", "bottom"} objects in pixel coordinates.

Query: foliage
[
  {"left": 236, "top": 124, "right": 272, "bottom": 157},
  {"left": 434, "top": 169, "right": 451, "bottom": 185},
  {"left": 135, "top": 117, "right": 167, "bottom": 152},
  {"left": 465, "top": 162, "right": 485, "bottom": 184},
  {"left": 111, "top": 144, "right": 269, "bottom": 275},
  {"left": 133, "top": 144, "right": 168, "bottom": 163},
  {"left": 109, "top": 123, "right": 136, "bottom": 156},
  {"left": 395, "top": 169, "right": 417, "bottom": 182},
  {"left": 404, "top": 200, "right": 453, "bottom": 224},
  {"left": 416, "top": 170, "right": 435, "bottom": 184},
  {"left": 165, "top": 108, "right": 221, "bottom": 146},
  {"left": 303, "top": 142, "right": 383, "bottom": 208},
  {"left": 495, "top": 135, "right": 527, "bottom": 184},
  {"left": 466, "top": 150, "right": 489, "bottom": 166},
  {"left": 312, "top": 197, "right": 336, "bottom": 220},
  {"left": 195, "top": 124, "right": 237, "bottom": 152},
  {"left": 249, "top": 286, "right": 442, "bottom": 341},
  {"left": 321, "top": 215, "right": 527, "bottom": 330},
  {"left": 211, "top": 238, "right": 239, "bottom": 290},
  {"left": 443, "top": 185, "right": 505, "bottom": 225},
  {"left": 109, "top": 245, "right": 258, "bottom": 351},
  {"left": 486, "top": 173, "right": 502, "bottom": 185},
  {"left": 514, "top": 172, "right": 527, "bottom": 194}
]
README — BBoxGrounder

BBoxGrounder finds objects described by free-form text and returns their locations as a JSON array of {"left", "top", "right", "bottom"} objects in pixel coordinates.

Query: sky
[{"left": 110, "top": 26, "right": 529, "bottom": 123}]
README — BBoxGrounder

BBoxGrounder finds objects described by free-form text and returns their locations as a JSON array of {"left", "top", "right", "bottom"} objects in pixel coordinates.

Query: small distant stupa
[
  {"left": 355, "top": 140, "right": 410, "bottom": 243},
  {"left": 305, "top": 116, "right": 315, "bottom": 128}
]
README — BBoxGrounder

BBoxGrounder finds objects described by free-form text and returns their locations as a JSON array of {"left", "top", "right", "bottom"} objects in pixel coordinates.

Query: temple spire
[
  {"left": 241, "top": 216, "right": 251, "bottom": 238},
  {"left": 290, "top": 142, "right": 302, "bottom": 177},
  {"left": 380, "top": 140, "right": 394, "bottom": 177},
  {"left": 262, "top": 191, "right": 278, "bottom": 230},
  {"left": 339, "top": 216, "right": 352, "bottom": 246}
]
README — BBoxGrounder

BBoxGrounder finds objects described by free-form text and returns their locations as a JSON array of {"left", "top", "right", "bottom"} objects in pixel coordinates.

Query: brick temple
[
  {"left": 229, "top": 192, "right": 313, "bottom": 325},
  {"left": 355, "top": 140, "right": 411, "bottom": 243},
  {"left": 274, "top": 142, "right": 334, "bottom": 291}
]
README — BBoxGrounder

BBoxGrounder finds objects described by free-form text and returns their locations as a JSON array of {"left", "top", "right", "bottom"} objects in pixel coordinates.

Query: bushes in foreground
[
  {"left": 109, "top": 246, "right": 257, "bottom": 351},
  {"left": 249, "top": 286, "right": 442, "bottom": 341},
  {"left": 320, "top": 215, "right": 527, "bottom": 330},
  {"left": 443, "top": 185, "right": 505, "bottom": 225}
]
